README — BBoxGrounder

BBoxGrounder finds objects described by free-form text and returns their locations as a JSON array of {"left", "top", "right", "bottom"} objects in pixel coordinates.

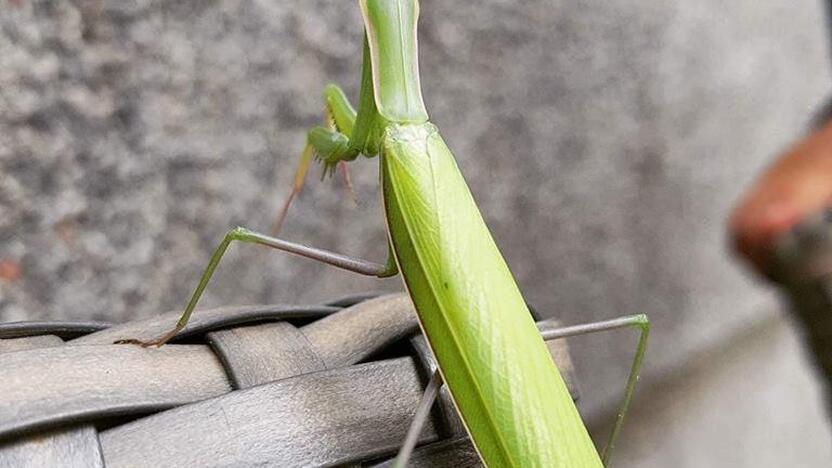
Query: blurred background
[{"left": 1, "top": 0, "right": 831, "bottom": 466}]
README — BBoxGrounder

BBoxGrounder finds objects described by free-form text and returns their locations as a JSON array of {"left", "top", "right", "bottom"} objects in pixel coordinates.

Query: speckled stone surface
[{"left": 0, "top": 0, "right": 829, "bottom": 435}]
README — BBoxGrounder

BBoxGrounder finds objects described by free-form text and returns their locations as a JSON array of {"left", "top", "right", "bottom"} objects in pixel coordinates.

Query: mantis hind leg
[
  {"left": 392, "top": 314, "right": 650, "bottom": 467},
  {"left": 391, "top": 370, "right": 443, "bottom": 468},
  {"left": 271, "top": 84, "right": 361, "bottom": 235},
  {"left": 540, "top": 314, "right": 650, "bottom": 466},
  {"left": 115, "top": 227, "right": 398, "bottom": 347}
]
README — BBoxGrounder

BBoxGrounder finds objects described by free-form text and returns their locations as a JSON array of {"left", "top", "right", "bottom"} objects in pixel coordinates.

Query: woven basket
[{"left": 0, "top": 293, "right": 578, "bottom": 467}]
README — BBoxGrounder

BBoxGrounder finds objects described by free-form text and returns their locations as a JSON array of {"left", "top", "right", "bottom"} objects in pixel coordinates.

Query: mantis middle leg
[
  {"left": 392, "top": 314, "right": 650, "bottom": 467},
  {"left": 116, "top": 226, "right": 398, "bottom": 347}
]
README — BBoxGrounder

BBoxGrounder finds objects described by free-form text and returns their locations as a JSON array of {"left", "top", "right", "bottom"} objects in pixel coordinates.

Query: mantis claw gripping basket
[{"left": 0, "top": 293, "right": 578, "bottom": 468}]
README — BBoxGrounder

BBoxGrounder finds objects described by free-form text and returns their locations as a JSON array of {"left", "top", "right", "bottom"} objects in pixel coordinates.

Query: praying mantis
[{"left": 118, "top": 1, "right": 650, "bottom": 466}]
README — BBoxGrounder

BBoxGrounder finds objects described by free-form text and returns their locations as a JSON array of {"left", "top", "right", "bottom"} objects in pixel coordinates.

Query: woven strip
[{"left": 0, "top": 293, "right": 578, "bottom": 467}]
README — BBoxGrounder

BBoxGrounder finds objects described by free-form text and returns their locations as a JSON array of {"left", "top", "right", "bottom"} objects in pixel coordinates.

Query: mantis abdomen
[{"left": 382, "top": 123, "right": 602, "bottom": 467}]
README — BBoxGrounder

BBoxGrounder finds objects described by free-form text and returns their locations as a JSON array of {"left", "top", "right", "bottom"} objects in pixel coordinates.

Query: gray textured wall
[{"left": 1, "top": 0, "right": 831, "bottom": 464}]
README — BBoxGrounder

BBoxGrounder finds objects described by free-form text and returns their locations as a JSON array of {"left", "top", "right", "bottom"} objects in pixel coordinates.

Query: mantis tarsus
[{"left": 118, "top": 1, "right": 650, "bottom": 466}]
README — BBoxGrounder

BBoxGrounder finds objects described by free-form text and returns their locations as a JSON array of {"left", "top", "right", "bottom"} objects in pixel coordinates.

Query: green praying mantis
[{"left": 118, "top": 1, "right": 650, "bottom": 466}]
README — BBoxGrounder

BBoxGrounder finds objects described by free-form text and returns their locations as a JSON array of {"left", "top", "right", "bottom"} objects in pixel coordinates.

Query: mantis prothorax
[{"left": 118, "top": 1, "right": 650, "bottom": 466}]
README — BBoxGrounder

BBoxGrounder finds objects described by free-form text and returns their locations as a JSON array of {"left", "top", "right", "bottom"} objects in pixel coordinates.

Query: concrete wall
[{"left": 1, "top": 0, "right": 830, "bottom": 464}]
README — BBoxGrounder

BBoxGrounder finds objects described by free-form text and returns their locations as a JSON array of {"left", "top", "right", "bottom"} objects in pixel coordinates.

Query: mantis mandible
[{"left": 118, "top": 1, "right": 650, "bottom": 466}]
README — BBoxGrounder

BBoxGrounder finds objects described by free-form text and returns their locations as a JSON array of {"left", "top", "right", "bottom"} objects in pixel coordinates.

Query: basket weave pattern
[{"left": 0, "top": 293, "right": 577, "bottom": 468}]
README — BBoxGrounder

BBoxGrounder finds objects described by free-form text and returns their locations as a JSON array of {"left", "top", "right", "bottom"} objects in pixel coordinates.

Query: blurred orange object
[
  {"left": 730, "top": 120, "right": 832, "bottom": 279},
  {"left": 0, "top": 260, "right": 21, "bottom": 282}
]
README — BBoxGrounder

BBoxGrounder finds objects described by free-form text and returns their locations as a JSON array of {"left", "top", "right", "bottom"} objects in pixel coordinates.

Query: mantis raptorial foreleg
[
  {"left": 271, "top": 144, "right": 314, "bottom": 236},
  {"left": 115, "top": 226, "right": 398, "bottom": 347},
  {"left": 272, "top": 84, "right": 361, "bottom": 235},
  {"left": 392, "top": 314, "right": 650, "bottom": 468}
]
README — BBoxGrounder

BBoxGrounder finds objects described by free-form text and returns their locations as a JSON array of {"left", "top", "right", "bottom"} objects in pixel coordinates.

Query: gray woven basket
[{"left": 0, "top": 293, "right": 578, "bottom": 467}]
